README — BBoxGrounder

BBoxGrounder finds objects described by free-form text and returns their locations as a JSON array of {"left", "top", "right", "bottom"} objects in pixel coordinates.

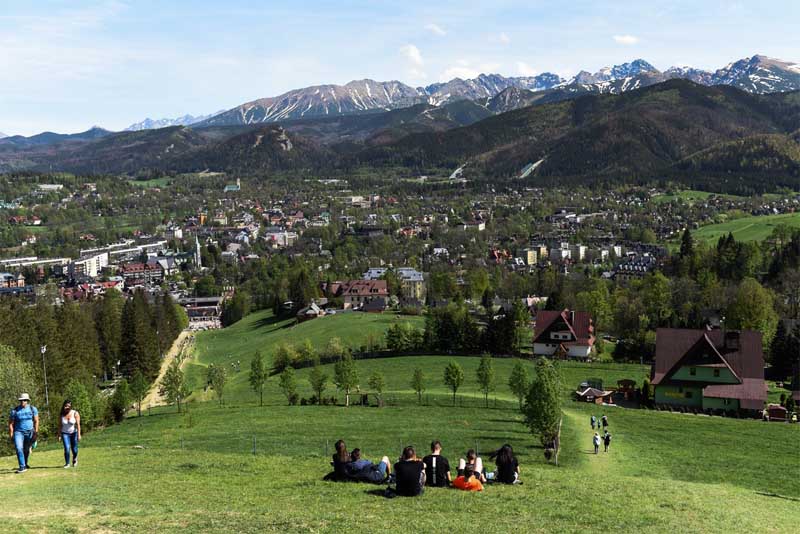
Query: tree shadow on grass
[{"left": 251, "top": 315, "right": 288, "bottom": 331}]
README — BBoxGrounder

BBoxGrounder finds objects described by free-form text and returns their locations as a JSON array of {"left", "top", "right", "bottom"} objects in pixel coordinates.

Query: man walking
[
  {"left": 603, "top": 430, "right": 611, "bottom": 452},
  {"left": 8, "top": 393, "right": 39, "bottom": 473},
  {"left": 590, "top": 415, "right": 597, "bottom": 430},
  {"left": 601, "top": 414, "right": 608, "bottom": 429},
  {"left": 592, "top": 432, "right": 601, "bottom": 454}
]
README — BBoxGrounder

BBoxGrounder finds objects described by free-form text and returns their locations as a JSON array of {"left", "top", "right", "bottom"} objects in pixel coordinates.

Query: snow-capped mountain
[
  {"left": 198, "top": 74, "right": 566, "bottom": 127},
  {"left": 135, "top": 55, "right": 800, "bottom": 130},
  {"left": 711, "top": 55, "right": 800, "bottom": 93},
  {"left": 201, "top": 80, "right": 423, "bottom": 127},
  {"left": 0, "top": 132, "right": 7, "bottom": 139},
  {"left": 125, "top": 112, "right": 223, "bottom": 131}
]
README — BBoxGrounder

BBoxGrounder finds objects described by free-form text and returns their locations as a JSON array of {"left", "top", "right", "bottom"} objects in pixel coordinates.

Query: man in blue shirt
[{"left": 8, "top": 393, "right": 39, "bottom": 473}]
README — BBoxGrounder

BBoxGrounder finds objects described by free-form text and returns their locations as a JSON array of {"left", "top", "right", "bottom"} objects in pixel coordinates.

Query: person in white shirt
[{"left": 58, "top": 399, "right": 81, "bottom": 468}]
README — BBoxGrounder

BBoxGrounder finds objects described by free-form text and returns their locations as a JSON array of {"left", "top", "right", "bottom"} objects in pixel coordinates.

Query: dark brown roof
[
  {"left": 533, "top": 309, "right": 594, "bottom": 346},
  {"left": 653, "top": 328, "right": 766, "bottom": 408}
]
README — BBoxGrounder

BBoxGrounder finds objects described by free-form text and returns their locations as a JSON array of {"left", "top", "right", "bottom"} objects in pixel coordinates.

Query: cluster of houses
[{"left": 534, "top": 308, "right": 786, "bottom": 418}]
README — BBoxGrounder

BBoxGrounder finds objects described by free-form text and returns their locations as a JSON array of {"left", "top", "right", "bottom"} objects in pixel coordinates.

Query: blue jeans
[
  {"left": 62, "top": 432, "right": 79, "bottom": 464},
  {"left": 13, "top": 430, "right": 33, "bottom": 469}
]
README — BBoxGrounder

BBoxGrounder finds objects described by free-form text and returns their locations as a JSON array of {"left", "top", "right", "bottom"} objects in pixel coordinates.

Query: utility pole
[{"left": 40, "top": 345, "right": 50, "bottom": 413}]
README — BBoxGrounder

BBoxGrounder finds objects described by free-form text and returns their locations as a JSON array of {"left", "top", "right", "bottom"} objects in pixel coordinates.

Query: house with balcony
[
  {"left": 532, "top": 309, "right": 595, "bottom": 359},
  {"left": 651, "top": 328, "right": 767, "bottom": 414}
]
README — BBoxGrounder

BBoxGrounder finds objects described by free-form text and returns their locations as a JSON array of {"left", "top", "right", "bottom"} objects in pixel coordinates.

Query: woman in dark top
[
  {"left": 394, "top": 445, "right": 426, "bottom": 496},
  {"left": 490, "top": 444, "right": 520, "bottom": 484},
  {"left": 332, "top": 439, "right": 350, "bottom": 479}
]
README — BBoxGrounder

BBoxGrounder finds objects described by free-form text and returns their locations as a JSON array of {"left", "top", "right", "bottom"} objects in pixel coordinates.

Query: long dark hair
[
  {"left": 61, "top": 399, "right": 73, "bottom": 416},
  {"left": 490, "top": 444, "right": 515, "bottom": 466},
  {"left": 334, "top": 439, "right": 348, "bottom": 463}
]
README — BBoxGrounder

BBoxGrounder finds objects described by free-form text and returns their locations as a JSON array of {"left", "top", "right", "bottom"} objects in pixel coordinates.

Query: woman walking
[{"left": 58, "top": 400, "right": 81, "bottom": 468}]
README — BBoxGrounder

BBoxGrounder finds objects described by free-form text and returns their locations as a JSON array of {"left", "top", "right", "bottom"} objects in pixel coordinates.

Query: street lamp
[{"left": 40, "top": 345, "right": 50, "bottom": 412}]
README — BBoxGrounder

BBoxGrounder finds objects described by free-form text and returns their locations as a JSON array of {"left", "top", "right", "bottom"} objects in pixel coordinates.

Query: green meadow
[
  {"left": 2, "top": 311, "right": 798, "bottom": 533},
  {"left": 692, "top": 212, "right": 800, "bottom": 243}
]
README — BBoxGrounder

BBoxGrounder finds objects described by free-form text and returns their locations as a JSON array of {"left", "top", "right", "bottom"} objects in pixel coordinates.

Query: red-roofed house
[
  {"left": 322, "top": 280, "right": 388, "bottom": 310},
  {"left": 532, "top": 309, "right": 595, "bottom": 359},
  {"left": 652, "top": 328, "right": 767, "bottom": 414}
]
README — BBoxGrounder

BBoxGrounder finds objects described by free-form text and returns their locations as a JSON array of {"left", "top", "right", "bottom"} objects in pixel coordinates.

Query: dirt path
[{"left": 141, "top": 330, "right": 193, "bottom": 408}]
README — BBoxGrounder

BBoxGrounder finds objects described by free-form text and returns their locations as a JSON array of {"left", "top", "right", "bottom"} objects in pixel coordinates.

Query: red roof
[{"left": 533, "top": 309, "right": 595, "bottom": 346}]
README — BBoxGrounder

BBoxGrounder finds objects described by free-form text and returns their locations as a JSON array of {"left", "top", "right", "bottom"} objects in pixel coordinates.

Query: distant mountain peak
[
  {"left": 0, "top": 131, "right": 7, "bottom": 139},
  {"left": 125, "top": 112, "right": 224, "bottom": 131}
]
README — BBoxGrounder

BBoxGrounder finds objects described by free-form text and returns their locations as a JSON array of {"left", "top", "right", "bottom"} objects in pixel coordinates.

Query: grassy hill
[
  {"left": 2, "top": 312, "right": 798, "bottom": 533},
  {"left": 692, "top": 212, "right": 800, "bottom": 243}
]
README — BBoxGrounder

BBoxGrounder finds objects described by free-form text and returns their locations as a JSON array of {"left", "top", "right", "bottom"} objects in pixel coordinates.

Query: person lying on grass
[
  {"left": 457, "top": 449, "right": 486, "bottom": 483},
  {"left": 487, "top": 444, "right": 520, "bottom": 484},
  {"left": 394, "top": 445, "right": 426, "bottom": 497},
  {"left": 328, "top": 440, "right": 390, "bottom": 483},
  {"left": 452, "top": 464, "right": 483, "bottom": 491},
  {"left": 348, "top": 448, "right": 391, "bottom": 483}
]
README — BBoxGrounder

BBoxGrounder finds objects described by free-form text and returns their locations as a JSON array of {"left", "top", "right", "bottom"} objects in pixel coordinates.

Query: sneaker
[
  {"left": 15, "top": 467, "right": 27, "bottom": 473},
  {"left": 64, "top": 464, "right": 71, "bottom": 469},
  {"left": 72, "top": 460, "right": 78, "bottom": 468}
]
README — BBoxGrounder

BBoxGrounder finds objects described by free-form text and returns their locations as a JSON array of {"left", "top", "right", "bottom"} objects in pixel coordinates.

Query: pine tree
[
  {"left": 95, "top": 289, "right": 123, "bottom": 380},
  {"left": 249, "top": 351, "right": 268, "bottom": 407},
  {"left": 121, "top": 290, "right": 160, "bottom": 380}
]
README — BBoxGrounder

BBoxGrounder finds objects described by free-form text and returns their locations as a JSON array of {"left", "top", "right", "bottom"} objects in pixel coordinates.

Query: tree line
[{"left": 0, "top": 289, "right": 188, "bottom": 445}]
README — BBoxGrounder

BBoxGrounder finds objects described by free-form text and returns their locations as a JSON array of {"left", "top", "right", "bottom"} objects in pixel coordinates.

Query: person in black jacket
[
  {"left": 422, "top": 440, "right": 451, "bottom": 487},
  {"left": 394, "top": 445, "right": 426, "bottom": 496}
]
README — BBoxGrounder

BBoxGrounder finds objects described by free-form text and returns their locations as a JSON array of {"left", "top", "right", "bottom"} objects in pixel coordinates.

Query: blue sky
[{"left": 1, "top": 0, "right": 798, "bottom": 135}]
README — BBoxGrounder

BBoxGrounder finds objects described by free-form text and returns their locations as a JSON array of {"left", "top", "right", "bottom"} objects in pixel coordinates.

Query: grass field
[
  {"left": 692, "top": 212, "right": 800, "bottom": 243},
  {"left": 2, "top": 312, "right": 798, "bottom": 533}
]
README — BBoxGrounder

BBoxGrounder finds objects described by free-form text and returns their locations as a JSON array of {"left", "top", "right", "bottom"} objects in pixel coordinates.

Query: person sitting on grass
[
  {"left": 452, "top": 464, "right": 483, "bottom": 491},
  {"left": 422, "top": 440, "right": 451, "bottom": 487},
  {"left": 347, "top": 448, "right": 391, "bottom": 484},
  {"left": 457, "top": 449, "right": 486, "bottom": 483},
  {"left": 331, "top": 439, "right": 351, "bottom": 480},
  {"left": 394, "top": 445, "right": 426, "bottom": 496},
  {"left": 488, "top": 444, "right": 520, "bottom": 484}
]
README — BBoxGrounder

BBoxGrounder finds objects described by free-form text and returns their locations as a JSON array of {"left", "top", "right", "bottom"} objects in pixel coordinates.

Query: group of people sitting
[{"left": 327, "top": 439, "right": 520, "bottom": 495}]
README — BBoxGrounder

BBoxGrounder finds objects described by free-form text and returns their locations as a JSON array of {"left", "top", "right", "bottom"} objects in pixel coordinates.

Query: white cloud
[
  {"left": 400, "top": 44, "right": 424, "bottom": 66},
  {"left": 613, "top": 34, "right": 639, "bottom": 45},
  {"left": 499, "top": 32, "right": 511, "bottom": 45},
  {"left": 516, "top": 61, "right": 537, "bottom": 76},
  {"left": 441, "top": 60, "right": 500, "bottom": 81},
  {"left": 424, "top": 23, "right": 446, "bottom": 36}
]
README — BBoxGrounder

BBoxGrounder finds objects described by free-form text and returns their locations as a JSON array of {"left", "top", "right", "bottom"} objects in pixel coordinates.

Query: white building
[{"left": 69, "top": 252, "right": 109, "bottom": 278}]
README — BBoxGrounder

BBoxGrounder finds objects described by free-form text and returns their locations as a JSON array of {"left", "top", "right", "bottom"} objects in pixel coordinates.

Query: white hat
[{"left": 18, "top": 393, "right": 31, "bottom": 401}]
